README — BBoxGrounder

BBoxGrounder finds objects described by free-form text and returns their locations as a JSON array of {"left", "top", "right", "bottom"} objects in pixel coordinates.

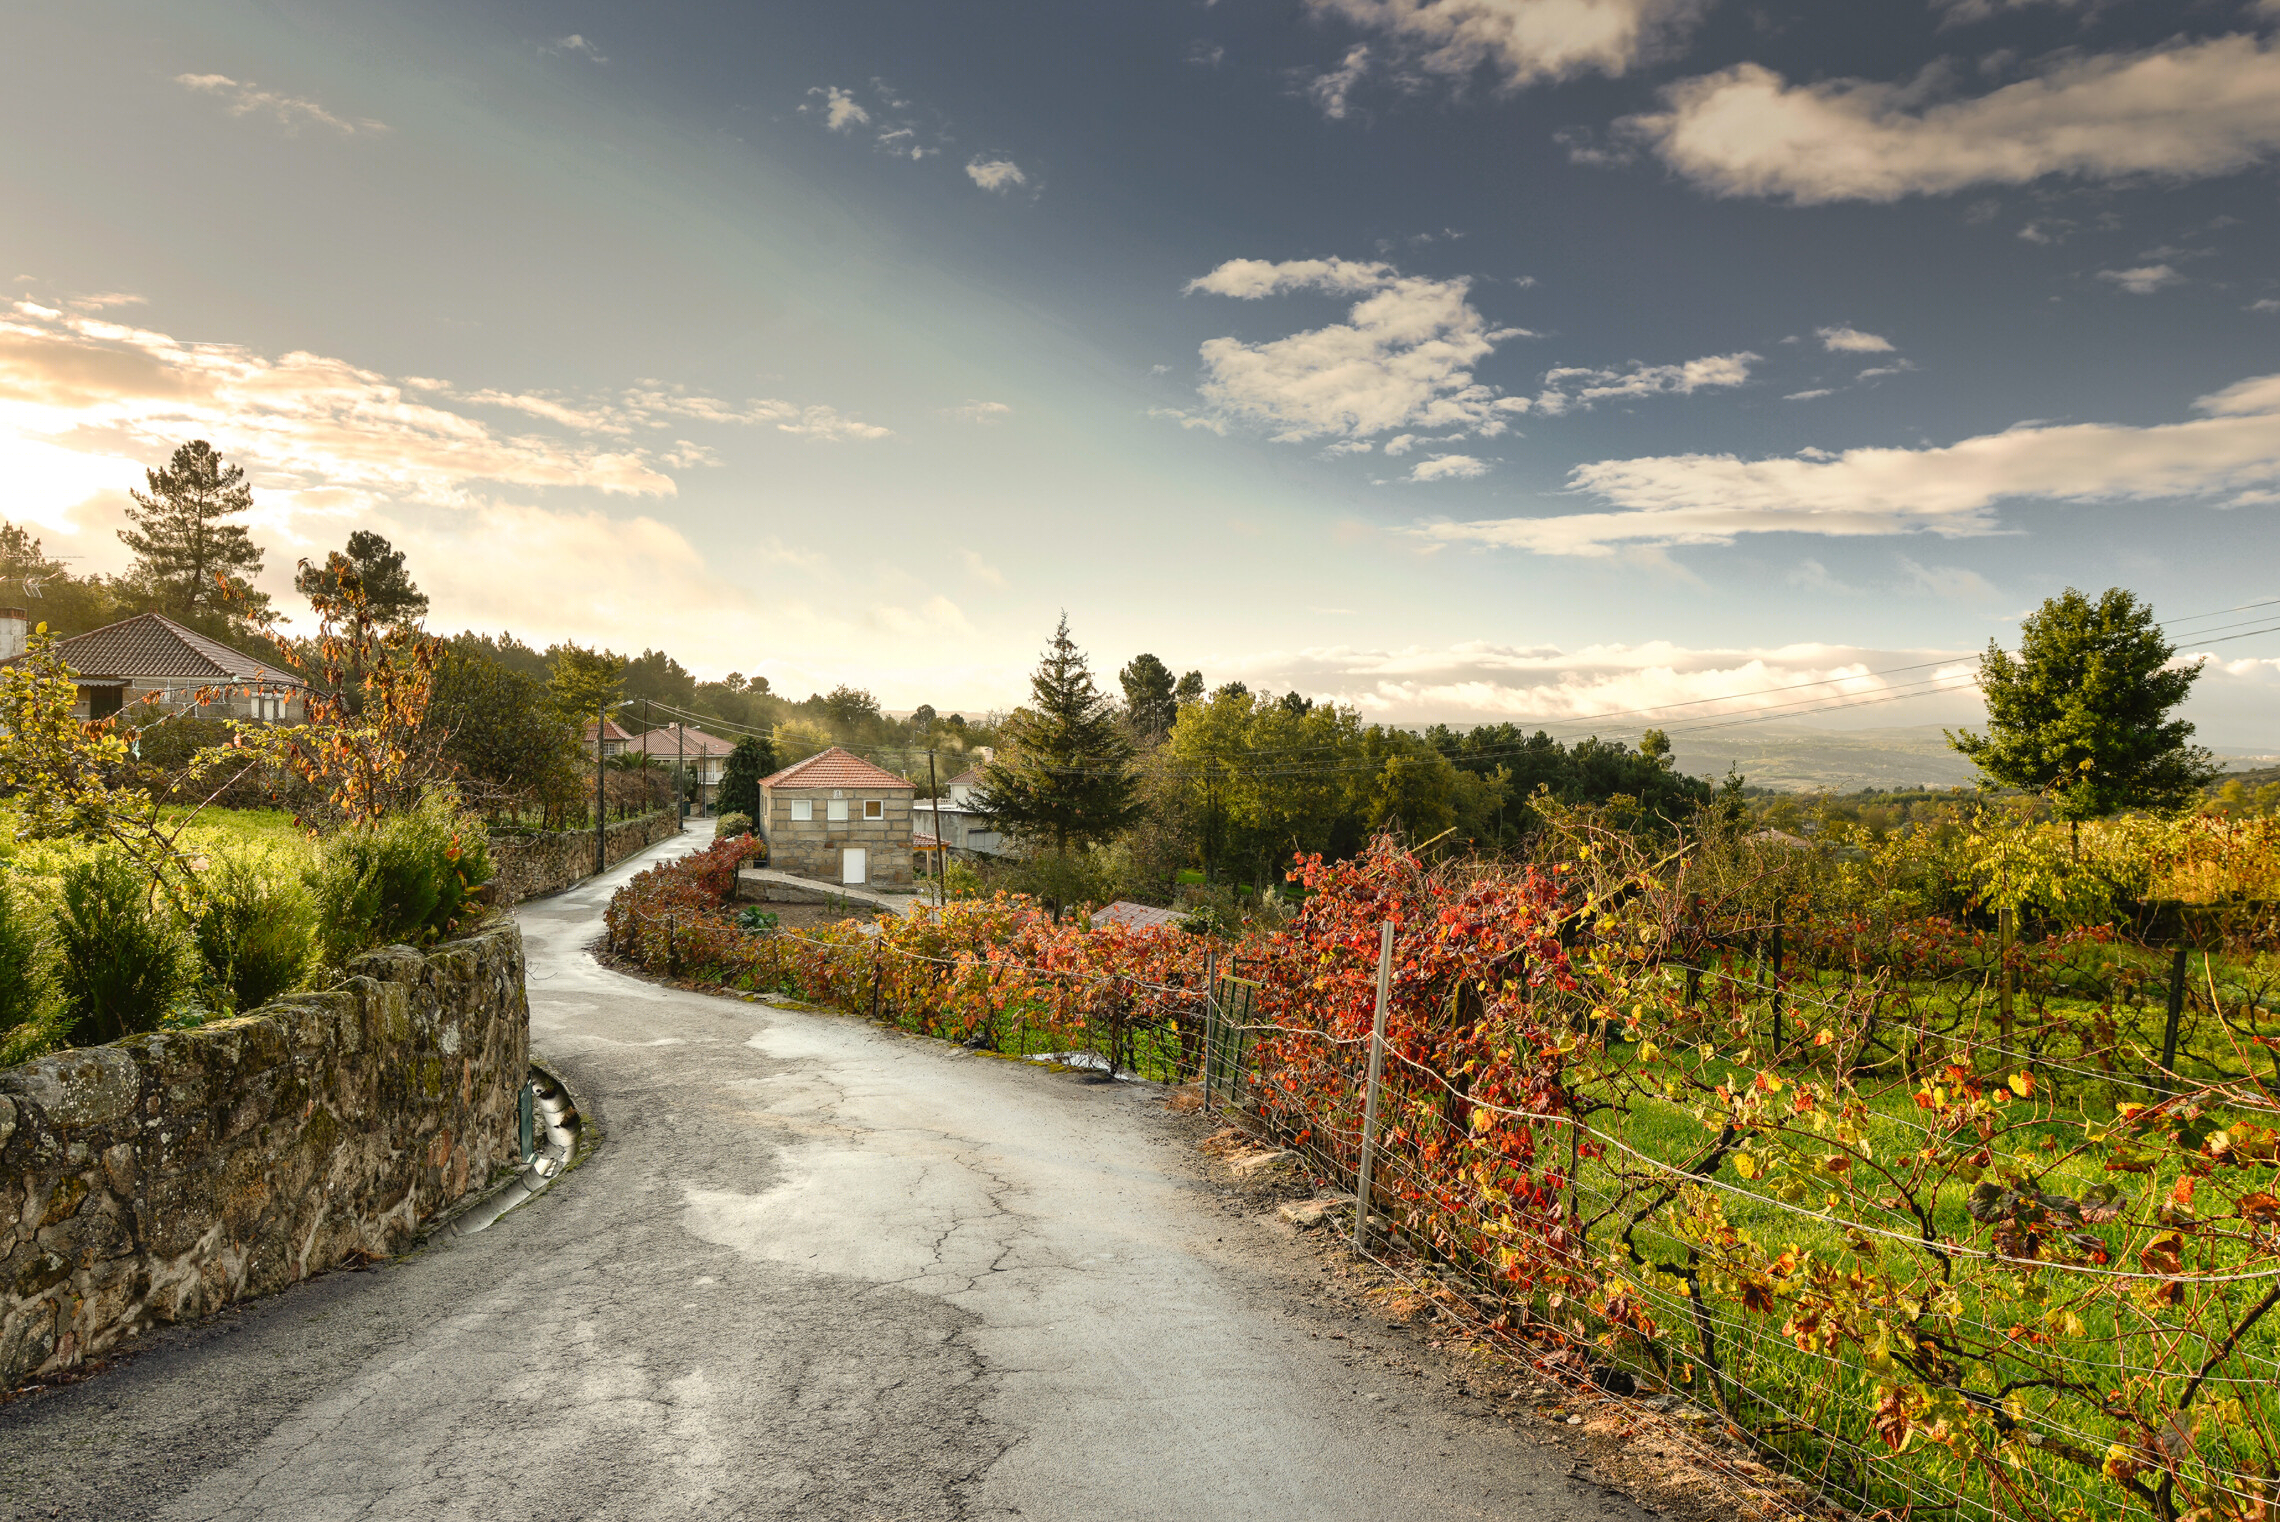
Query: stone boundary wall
[
  {"left": 0, "top": 922, "right": 528, "bottom": 1383},
  {"left": 487, "top": 810, "right": 682, "bottom": 907}
]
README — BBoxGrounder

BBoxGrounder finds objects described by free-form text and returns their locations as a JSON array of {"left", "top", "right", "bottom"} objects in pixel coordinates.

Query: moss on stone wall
[{"left": 0, "top": 921, "right": 528, "bottom": 1382}]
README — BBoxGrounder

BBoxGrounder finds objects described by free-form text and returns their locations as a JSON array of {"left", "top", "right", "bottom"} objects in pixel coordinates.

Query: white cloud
[
  {"left": 2097, "top": 263, "right": 2185, "bottom": 295},
  {"left": 1932, "top": 0, "right": 2085, "bottom": 23},
  {"left": 1383, "top": 433, "right": 1420, "bottom": 455},
  {"left": 945, "top": 399, "right": 1012, "bottom": 423},
  {"left": 966, "top": 158, "right": 1029, "bottom": 193},
  {"left": 1896, "top": 556, "right": 1997, "bottom": 600},
  {"left": 550, "top": 35, "right": 607, "bottom": 62},
  {"left": 1418, "top": 368, "right": 2280, "bottom": 555},
  {"left": 1307, "top": 0, "right": 1710, "bottom": 90},
  {"left": 1817, "top": 325, "right": 1893, "bottom": 353},
  {"left": 1784, "top": 388, "right": 1834, "bottom": 401},
  {"left": 1322, "top": 439, "right": 1375, "bottom": 457},
  {"left": 960, "top": 549, "right": 1007, "bottom": 588},
  {"left": 1620, "top": 34, "right": 2280, "bottom": 203},
  {"left": 0, "top": 298, "right": 898, "bottom": 557},
  {"left": 804, "top": 85, "right": 871, "bottom": 133},
  {"left": 1189, "top": 40, "right": 1228, "bottom": 67},
  {"left": 2254, "top": 298, "right": 2280, "bottom": 314},
  {"left": 1207, "top": 636, "right": 1981, "bottom": 728},
  {"left": 1182, "top": 258, "right": 1529, "bottom": 441},
  {"left": 759, "top": 403, "right": 893, "bottom": 442},
  {"left": 1409, "top": 453, "right": 1490, "bottom": 481},
  {"left": 175, "top": 73, "right": 385, "bottom": 135},
  {"left": 1307, "top": 45, "right": 1374, "bottom": 119},
  {"left": 1533, "top": 351, "right": 1757, "bottom": 413}
]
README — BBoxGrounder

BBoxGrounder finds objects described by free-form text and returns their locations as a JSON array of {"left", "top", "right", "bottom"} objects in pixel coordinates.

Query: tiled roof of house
[
  {"left": 627, "top": 724, "right": 735, "bottom": 759},
  {"left": 761, "top": 746, "right": 914, "bottom": 791},
  {"left": 586, "top": 718, "right": 633, "bottom": 743},
  {"left": 49, "top": 612, "right": 302, "bottom": 686},
  {"left": 1091, "top": 901, "right": 1187, "bottom": 932},
  {"left": 945, "top": 765, "right": 985, "bottom": 789}
]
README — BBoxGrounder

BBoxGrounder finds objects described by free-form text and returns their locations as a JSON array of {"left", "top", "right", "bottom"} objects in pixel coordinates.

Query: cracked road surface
[{"left": 1, "top": 829, "right": 1646, "bottom": 1521}]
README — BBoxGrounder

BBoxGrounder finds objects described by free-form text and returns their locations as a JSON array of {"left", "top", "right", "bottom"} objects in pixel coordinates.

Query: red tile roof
[
  {"left": 586, "top": 718, "right": 633, "bottom": 743},
  {"left": 945, "top": 766, "right": 985, "bottom": 789},
  {"left": 46, "top": 612, "right": 302, "bottom": 687},
  {"left": 762, "top": 746, "right": 913, "bottom": 791},
  {"left": 627, "top": 724, "right": 735, "bottom": 758}
]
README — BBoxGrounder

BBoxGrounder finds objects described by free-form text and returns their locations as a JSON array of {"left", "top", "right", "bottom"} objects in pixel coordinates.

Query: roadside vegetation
[{"left": 609, "top": 588, "right": 2278, "bottom": 1522}]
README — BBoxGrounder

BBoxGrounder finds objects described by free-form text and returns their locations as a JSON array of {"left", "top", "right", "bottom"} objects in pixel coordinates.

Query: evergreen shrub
[
  {"left": 194, "top": 851, "right": 315, "bottom": 1013},
  {"left": 57, "top": 852, "right": 185, "bottom": 1044},
  {"left": 312, "top": 793, "right": 494, "bottom": 962}
]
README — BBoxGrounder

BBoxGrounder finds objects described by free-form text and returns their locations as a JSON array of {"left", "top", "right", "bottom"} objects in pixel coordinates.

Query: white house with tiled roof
[
  {"left": 627, "top": 723, "right": 735, "bottom": 809},
  {"left": 759, "top": 746, "right": 915, "bottom": 887},
  {"left": 4, "top": 609, "right": 308, "bottom": 725}
]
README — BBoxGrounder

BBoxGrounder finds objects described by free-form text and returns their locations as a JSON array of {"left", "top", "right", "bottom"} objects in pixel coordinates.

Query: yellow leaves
[
  {"left": 1636, "top": 1040, "right": 1661, "bottom": 1063},
  {"left": 2008, "top": 1071, "right": 2036, "bottom": 1099},
  {"left": 1734, "top": 1152, "right": 1761, "bottom": 1180}
]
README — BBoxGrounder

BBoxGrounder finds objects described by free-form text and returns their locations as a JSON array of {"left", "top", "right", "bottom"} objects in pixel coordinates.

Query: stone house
[
  {"left": 759, "top": 747, "right": 915, "bottom": 887},
  {"left": 2, "top": 609, "right": 309, "bottom": 724}
]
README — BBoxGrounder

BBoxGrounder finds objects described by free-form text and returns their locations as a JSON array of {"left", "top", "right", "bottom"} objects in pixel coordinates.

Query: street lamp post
[{"left": 595, "top": 698, "right": 633, "bottom": 877}]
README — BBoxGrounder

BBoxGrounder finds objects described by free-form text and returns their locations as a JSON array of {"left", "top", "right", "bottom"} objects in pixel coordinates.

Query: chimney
[{"left": 0, "top": 609, "right": 27, "bottom": 662}]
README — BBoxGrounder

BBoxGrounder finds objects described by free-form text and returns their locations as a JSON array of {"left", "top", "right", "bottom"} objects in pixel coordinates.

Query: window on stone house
[
  {"left": 827, "top": 798, "right": 849, "bottom": 822},
  {"left": 864, "top": 799, "right": 883, "bottom": 820},
  {"left": 791, "top": 799, "right": 813, "bottom": 822}
]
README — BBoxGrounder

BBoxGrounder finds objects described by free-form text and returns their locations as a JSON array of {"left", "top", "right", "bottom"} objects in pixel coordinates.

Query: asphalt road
[{"left": 1, "top": 828, "right": 1646, "bottom": 1522}]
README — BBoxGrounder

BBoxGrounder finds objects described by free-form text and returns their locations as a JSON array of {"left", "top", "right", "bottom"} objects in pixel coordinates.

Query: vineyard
[{"left": 609, "top": 812, "right": 2280, "bottom": 1522}]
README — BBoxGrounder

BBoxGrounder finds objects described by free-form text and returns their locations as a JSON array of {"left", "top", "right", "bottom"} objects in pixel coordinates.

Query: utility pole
[
  {"left": 594, "top": 699, "right": 609, "bottom": 877},
  {"left": 928, "top": 749, "right": 943, "bottom": 907},
  {"left": 678, "top": 717, "right": 687, "bottom": 819}
]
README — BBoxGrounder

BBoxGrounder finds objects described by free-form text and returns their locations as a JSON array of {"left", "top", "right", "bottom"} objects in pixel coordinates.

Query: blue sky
[{"left": 4, "top": 0, "right": 2278, "bottom": 746}]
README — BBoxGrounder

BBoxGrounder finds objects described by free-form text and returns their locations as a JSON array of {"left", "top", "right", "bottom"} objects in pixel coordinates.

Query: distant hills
[{"left": 1660, "top": 723, "right": 2280, "bottom": 795}]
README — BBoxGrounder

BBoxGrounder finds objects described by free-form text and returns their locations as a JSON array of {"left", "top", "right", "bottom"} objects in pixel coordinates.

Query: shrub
[
  {"left": 735, "top": 905, "right": 779, "bottom": 932},
  {"left": 714, "top": 811, "right": 753, "bottom": 839},
  {"left": 56, "top": 852, "right": 186, "bottom": 1044},
  {"left": 193, "top": 851, "right": 316, "bottom": 1013},
  {"left": 0, "top": 880, "right": 51, "bottom": 1046},
  {"left": 311, "top": 792, "right": 495, "bottom": 963}
]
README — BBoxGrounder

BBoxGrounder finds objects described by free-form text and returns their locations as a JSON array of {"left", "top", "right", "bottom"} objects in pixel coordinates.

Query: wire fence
[{"left": 608, "top": 830, "right": 2280, "bottom": 1522}]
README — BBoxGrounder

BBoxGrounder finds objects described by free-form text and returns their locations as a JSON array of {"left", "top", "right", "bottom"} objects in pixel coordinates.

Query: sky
[{"left": 3, "top": 0, "right": 2278, "bottom": 750}]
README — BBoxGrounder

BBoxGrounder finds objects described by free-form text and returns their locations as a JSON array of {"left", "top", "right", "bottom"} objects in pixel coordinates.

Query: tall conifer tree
[
  {"left": 974, "top": 616, "right": 1143, "bottom": 859},
  {"left": 119, "top": 440, "right": 264, "bottom": 619}
]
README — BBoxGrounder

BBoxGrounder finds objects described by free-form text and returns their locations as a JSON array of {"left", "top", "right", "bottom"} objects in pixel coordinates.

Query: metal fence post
[
  {"left": 1353, "top": 921, "right": 1394, "bottom": 1255},
  {"left": 2159, "top": 943, "right": 2190, "bottom": 1090},
  {"left": 1201, "top": 949, "right": 1218, "bottom": 1111}
]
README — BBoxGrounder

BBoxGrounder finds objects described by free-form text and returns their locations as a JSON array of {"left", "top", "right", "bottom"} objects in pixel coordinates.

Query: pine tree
[
  {"left": 1948, "top": 587, "right": 2217, "bottom": 825},
  {"left": 973, "top": 616, "right": 1143, "bottom": 860},
  {"left": 1119, "top": 653, "right": 1177, "bottom": 741},
  {"left": 296, "top": 530, "right": 429, "bottom": 626},
  {"left": 119, "top": 441, "right": 264, "bottom": 619}
]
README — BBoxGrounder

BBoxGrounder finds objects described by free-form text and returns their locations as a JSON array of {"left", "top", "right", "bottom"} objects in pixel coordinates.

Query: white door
[{"left": 842, "top": 847, "right": 867, "bottom": 885}]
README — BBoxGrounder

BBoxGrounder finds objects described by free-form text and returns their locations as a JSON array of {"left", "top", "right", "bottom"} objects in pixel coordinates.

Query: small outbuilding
[{"left": 759, "top": 746, "right": 915, "bottom": 887}]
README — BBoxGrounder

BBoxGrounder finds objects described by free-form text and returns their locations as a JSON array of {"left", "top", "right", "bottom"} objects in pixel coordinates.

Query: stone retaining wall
[
  {"left": 0, "top": 922, "right": 528, "bottom": 1383},
  {"left": 487, "top": 810, "right": 682, "bottom": 906}
]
